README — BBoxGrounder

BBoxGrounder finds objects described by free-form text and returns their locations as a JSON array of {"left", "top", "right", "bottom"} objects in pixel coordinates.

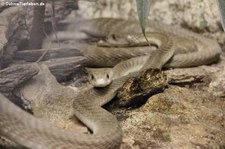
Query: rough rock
[
  {"left": 117, "top": 69, "right": 167, "bottom": 107},
  {"left": 208, "top": 65, "right": 225, "bottom": 97},
  {"left": 120, "top": 86, "right": 225, "bottom": 149}
]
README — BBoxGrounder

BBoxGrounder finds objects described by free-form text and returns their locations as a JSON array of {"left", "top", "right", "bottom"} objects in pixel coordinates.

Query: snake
[{"left": 0, "top": 18, "right": 222, "bottom": 149}]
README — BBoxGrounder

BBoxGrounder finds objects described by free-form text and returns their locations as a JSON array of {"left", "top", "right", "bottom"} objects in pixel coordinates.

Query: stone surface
[
  {"left": 120, "top": 86, "right": 225, "bottom": 149},
  {"left": 208, "top": 65, "right": 225, "bottom": 97}
]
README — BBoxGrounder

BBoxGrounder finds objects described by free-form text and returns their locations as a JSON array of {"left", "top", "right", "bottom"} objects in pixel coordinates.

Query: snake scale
[{"left": 0, "top": 18, "right": 222, "bottom": 149}]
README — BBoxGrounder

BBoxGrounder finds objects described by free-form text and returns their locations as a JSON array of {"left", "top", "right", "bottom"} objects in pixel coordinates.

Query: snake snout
[{"left": 93, "top": 78, "right": 111, "bottom": 87}]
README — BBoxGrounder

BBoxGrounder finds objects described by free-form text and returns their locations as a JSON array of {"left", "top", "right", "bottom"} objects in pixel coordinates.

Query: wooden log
[
  {"left": 15, "top": 47, "right": 86, "bottom": 82},
  {"left": 15, "top": 47, "right": 83, "bottom": 62},
  {"left": 0, "top": 6, "right": 29, "bottom": 68},
  {"left": 0, "top": 64, "right": 39, "bottom": 94},
  {"left": 41, "top": 56, "right": 86, "bottom": 82}
]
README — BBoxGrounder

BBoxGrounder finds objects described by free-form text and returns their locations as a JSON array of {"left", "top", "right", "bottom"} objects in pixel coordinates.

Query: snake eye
[
  {"left": 106, "top": 74, "right": 109, "bottom": 79},
  {"left": 111, "top": 34, "right": 117, "bottom": 40},
  {"left": 91, "top": 74, "right": 94, "bottom": 80}
]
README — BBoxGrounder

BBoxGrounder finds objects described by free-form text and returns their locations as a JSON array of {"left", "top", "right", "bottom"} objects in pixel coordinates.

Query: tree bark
[
  {"left": 15, "top": 47, "right": 83, "bottom": 62},
  {"left": 28, "top": 0, "right": 46, "bottom": 49},
  {"left": 0, "top": 64, "right": 39, "bottom": 94},
  {"left": 42, "top": 56, "right": 86, "bottom": 82}
]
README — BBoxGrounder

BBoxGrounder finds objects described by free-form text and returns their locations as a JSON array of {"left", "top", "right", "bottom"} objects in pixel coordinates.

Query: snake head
[
  {"left": 85, "top": 68, "right": 113, "bottom": 87},
  {"left": 97, "top": 34, "right": 133, "bottom": 47}
]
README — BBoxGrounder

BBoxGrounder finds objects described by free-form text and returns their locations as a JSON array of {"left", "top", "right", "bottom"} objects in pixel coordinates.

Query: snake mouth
[{"left": 93, "top": 79, "right": 111, "bottom": 88}]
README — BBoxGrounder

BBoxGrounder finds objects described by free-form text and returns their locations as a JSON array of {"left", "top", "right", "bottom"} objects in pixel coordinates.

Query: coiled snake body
[{"left": 0, "top": 18, "right": 222, "bottom": 149}]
